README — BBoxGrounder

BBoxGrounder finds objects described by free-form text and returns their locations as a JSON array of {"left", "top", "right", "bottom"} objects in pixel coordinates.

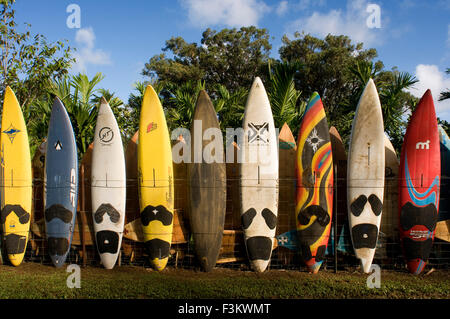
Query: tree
[
  {"left": 212, "top": 83, "right": 248, "bottom": 131},
  {"left": 0, "top": 0, "right": 73, "bottom": 117},
  {"left": 266, "top": 60, "right": 305, "bottom": 134},
  {"left": 279, "top": 32, "right": 380, "bottom": 119},
  {"left": 41, "top": 72, "right": 105, "bottom": 158},
  {"left": 142, "top": 26, "right": 271, "bottom": 93},
  {"left": 164, "top": 80, "right": 206, "bottom": 130},
  {"left": 439, "top": 68, "right": 450, "bottom": 101},
  {"left": 279, "top": 32, "right": 418, "bottom": 151},
  {"left": 347, "top": 60, "right": 418, "bottom": 152}
]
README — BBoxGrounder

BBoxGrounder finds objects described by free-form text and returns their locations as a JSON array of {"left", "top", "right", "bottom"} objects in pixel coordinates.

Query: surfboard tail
[{"left": 407, "top": 259, "right": 427, "bottom": 275}]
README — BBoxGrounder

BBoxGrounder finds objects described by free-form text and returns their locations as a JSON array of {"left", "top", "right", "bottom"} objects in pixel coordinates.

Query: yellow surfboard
[
  {"left": 138, "top": 85, "right": 174, "bottom": 271},
  {"left": 1, "top": 86, "right": 32, "bottom": 266}
]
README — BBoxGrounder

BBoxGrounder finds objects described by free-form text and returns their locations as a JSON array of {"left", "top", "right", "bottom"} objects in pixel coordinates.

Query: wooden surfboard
[
  {"left": 275, "top": 123, "right": 297, "bottom": 264},
  {"left": 240, "top": 77, "right": 279, "bottom": 272},
  {"left": 399, "top": 89, "right": 440, "bottom": 274},
  {"left": 138, "top": 85, "right": 174, "bottom": 271},
  {"left": 329, "top": 126, "right": 351, "bottom": 254},
  {"left": 44, "top": 97, "right": 79, "bottom": 268},
  {"left": 188, "top": 90, "right": 226, "bottom": 272},
  {"left": 91, "top": 98, "right": 126, "bottom": 269},
  {"left": 296, "top": 92, "right": 333, "bottom": 273},
  {"left": 435, "top": 125, "right": 450, "bottom": 242},
  {"left": 0, "top": 86, "right": 32, "bottom": 266},
  {"left": 125, "top": 131, "right": 140, "bottom": 224},
  {"left": 347, "top": 79, "right": 385, "bottom": 274},
  {"left": 379, "top": 134, "right": 399, "bottom": 258}
]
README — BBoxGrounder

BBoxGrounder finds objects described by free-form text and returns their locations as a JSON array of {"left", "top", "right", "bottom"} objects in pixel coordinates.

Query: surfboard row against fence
[{"left": 0, "top": 78, "right": 447, "bottom": 275}]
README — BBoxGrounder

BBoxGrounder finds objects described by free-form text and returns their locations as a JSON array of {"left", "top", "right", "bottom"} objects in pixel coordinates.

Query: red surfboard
[{"left": 399, "top": 89, "right": 440, "bottom": 274}]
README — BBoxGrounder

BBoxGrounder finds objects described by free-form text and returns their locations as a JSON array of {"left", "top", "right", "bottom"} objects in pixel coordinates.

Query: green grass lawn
[{"left": 0, "top": 263, "right": 449, "bottom": 299}]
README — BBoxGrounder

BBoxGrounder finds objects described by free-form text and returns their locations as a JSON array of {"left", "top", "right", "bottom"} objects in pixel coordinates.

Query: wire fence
[{"left": 4, "top": 173, "right": 449, "bottom": 273}]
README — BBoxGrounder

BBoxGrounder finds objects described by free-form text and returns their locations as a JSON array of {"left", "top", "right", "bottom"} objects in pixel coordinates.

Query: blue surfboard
[{"left": 44, "top": 98, "right": 78, "bottom": 267}]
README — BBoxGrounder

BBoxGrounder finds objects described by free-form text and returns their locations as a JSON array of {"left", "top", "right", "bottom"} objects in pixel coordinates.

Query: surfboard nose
[
  {"left": 407, "top": 259, "right": 426, "bottom": 275},
  {"left": 51, "top": 255, "right": 68, "bottom": 268},
  {"left": 9, "top": 254, "right": 25, "bottom": 267},
  {"left": 307, "top": 261, "right": 323, "bottom": 274},
  {"left": 101, "top": 256, "right": 117, "bottom": 270},
  {"left": 359, "top": 257, "right": 373, "bottom": 274},
  {"left": 251, "top": 260, "right": 269, "bottom": 273},
  {"left": 151, "top": 257, "right": 168, "bottom": 272}
]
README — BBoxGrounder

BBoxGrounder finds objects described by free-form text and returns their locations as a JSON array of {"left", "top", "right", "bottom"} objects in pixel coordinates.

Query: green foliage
[
  {"left": 142, "top": 26, "right": 271, "bottom": 93},
  {"left": 266, "top": 60, "right": 305, "bottom": 133},
  {"left": 28, "top": 73, "right": 106, "bottom": 159},
  {"left": 345, "top": 60, "right": 418, "bottom": 152},
  {"left": 0, "top": 0, "right": 73, "bottom": 117},
  {"left": 439, "top": 68, "right": 450, "bottom": 101},
  {"left": 212, "top": 83, "right": 247, "bottom": 131},
  {"left": 278, "top": 33, "right": 417, "bottom": 151},
  {"left": 164, "top": 80, "right": 205, "bottom": 130}
]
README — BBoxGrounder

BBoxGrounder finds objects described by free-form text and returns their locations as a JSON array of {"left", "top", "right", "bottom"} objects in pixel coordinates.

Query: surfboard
[
  {"left": 276, "top": 123, "right": 297, "bottom": 265},
  {"left": 240, "top": 77, "right": 279, "bottom": 272},
  {"left": 378, "top": 134, "right": 399, "bottom": 258},
  {"left": 44, "top": 97, "right": 78, "bottom": 268},
  {"left": 399, "top": 89, "right": 440, "bottom": 275},
  {"left": 91, "top": 97, "right": 126, "bottom": 269},
  {"left": 296, "top": 92, "right": 333, "bottom": 273},
  {"left": 347, "top": 79, "right": 385, "bottom": 274},
  {"left": 0, "top": 86, "right": 32, "bottom": 266},
  {"left": 329, "top": 126, "right": 351, "bottom": 254},
  {"left": 188, "top": 90, "right": 226, "bottom": 272},
  {"left": 435, "top": 126, "right": 450, "bottom": 241},
  {"left": 125, "top": 131, "right": 140, "bottom": 224},
  {"left": 138, "top": 85, "right": 174, "bottom": 271}
]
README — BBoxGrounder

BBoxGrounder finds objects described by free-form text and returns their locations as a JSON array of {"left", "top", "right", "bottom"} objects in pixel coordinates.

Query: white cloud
[
  {"left": 286, "top": 0, "right": 383, "bottom": 47},
  {"left": 407, "top": 64, "right": 450, "bottom": 120},
  {"left": 295, "top": 0, "right": 327, "bottom": 11},
  {"left": 276, "top": 1, "right": 289, "bottom": 16},
  {"left": 73, "top": 27, "right": 111, "bottom": 73},
  {"left": 181, "top": 0, "right": 270, "bottom": 28}
]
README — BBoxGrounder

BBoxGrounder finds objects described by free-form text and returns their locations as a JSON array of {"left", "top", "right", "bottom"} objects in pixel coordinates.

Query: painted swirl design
[{"left": 296, "top": 93, "right": 333, "bottom": 273}]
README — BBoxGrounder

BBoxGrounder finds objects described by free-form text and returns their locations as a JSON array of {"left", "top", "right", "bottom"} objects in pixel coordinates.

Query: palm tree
[
  {"left": 439, "top": 68, "right": 450, "bottom": 101},
  {"left": 213, "top": 84, "right": 247, "bottom": 131},
  {"left": 27, "top": 93, "right": 54, "bottom": 155},
  {"left": 39, "top": 72, "right": 105, "bottom": 157},
  {"left": 347, "top": 60, "right": 418, "bottom": 152},
  {"left": 267, "top": 61, "right": 304, "bottom": 134},
  {"left": 165, "top": 80, "right": 205, "bottom": 130}
]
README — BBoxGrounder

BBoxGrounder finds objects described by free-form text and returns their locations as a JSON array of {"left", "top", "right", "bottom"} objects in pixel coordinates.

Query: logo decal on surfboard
[
  {"left": 306, "top": 128, "right": 324, "bottom": 152},
  {"left": 70, "top": 168, "right": 77, "bottom": 207},
  {"left": 147, "top": 122, "right": 157, "bottom": 133},
  {"left": 2, "top": 124, "right": 20, "bottom": 143},
  {"left": 55, "top": 140, "right": 63, "bottom": 150},
  {"left": 99, "top": 127, "right": 114, "bottom": 143},
  {"left": 248, "top": 122, "right": 269, "bottom": 143},
  {"left": 416, "top": 140, "right": 430, "bottom": 150}
]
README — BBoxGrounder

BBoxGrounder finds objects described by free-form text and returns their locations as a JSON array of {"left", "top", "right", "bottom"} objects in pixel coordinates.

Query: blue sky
[{"left": 13, "top": 0, "right": 450, "bottom": 120}]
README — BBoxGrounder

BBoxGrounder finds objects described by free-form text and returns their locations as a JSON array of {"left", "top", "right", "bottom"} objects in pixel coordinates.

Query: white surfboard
[
  {"left": 347, "top": 79, "right": 385, "bottom": 273},
  {"left": 91, "top": 97, "right": 126, "bottom": 269},
  {"left": 240, "top": 77, "right": 279, "bottom": 272}
]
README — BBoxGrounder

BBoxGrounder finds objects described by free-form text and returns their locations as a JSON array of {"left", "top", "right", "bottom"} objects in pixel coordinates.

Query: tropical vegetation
[{"left": 0, "top": 0, "right": 434, "bottom": 159}]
